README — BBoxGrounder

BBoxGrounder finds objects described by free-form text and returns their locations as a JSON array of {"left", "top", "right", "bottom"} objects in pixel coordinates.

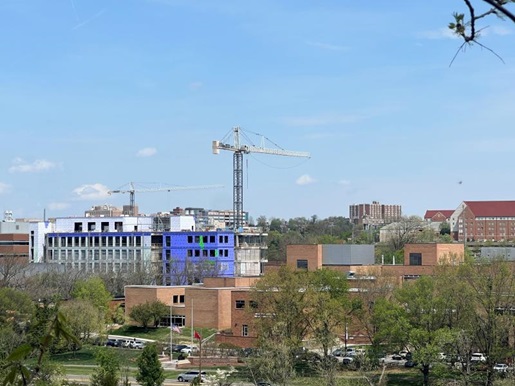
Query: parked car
[
  {"left": 470, "top": 353, "right": 487, "bottom": 362},
  {"left": 341, "top": 356, "right": 354, "bottom": 365},
  {"left": 105, "top": 339, "right": 119, "bottom": 347},
  {"left": 177, "top": 370, "right": 206, "bottom": 382},
  {"left": 173, "top": 344, "right": 189, "bottom": 353},
  {"left": 129, "top": 341, "right": 145, "bottom": 349},
  {"left": 332, "top": 349, "right": 344, "bottom": 357},
  {"left": 405, "top": 360, "right": 418, "bottom": 368},
  {"left": 399, "top": 350, "right": 410, "bottom": 359},
  {"left": 180, "top": 345, "right": 198, "bottom": 354},
  {"left": 493, "top": 363, "right": 509, "bottom": 372},
  {"left": 391, "top": 353, "right": 403, "bottom": 361}
]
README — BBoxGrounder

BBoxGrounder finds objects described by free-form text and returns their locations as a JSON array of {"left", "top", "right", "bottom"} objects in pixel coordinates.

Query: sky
[{"left": 1, "top": 0, "right": 514, "bottom": 222}]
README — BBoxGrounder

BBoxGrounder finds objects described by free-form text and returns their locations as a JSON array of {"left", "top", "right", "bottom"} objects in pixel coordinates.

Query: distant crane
[
  {"left": 108, "top": 182, "right": 224, "bottom": 216},
  {"left": 212, "top": 127, "right": 310, "bottom": 230}
]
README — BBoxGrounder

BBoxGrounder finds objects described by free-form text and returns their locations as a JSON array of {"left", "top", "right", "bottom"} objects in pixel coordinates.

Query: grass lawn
[{"left": 50, "top": 345, "right": 143, "bottom": 367}]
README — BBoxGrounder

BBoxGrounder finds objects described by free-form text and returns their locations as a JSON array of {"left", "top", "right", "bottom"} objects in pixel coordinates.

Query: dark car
[
  {"left": 173, "top": 344, "right": 189, "bottom": 353},
  {"left": 405, "top": 360, "right": 418, "bottom": 368},
  {"left": 391, "top": 353, "right": 403, "bottom": 361},
  {"left": 105, "top": 339, "right": 119, "bottom": 347}
]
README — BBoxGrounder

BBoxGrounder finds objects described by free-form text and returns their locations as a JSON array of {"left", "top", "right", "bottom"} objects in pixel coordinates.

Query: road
[{"left": 65, "top": 375, "right": 255, "bottom": 386}]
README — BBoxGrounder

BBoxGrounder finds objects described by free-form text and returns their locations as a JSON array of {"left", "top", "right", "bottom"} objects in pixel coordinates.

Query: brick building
[
  {"left": 450, "top": 200, "right": 515, "bottom": 242},
  {"left": 349, "top": 201, "right": 401, "bottom": 228},
  {"left": 424, "top": 210, "right": 453, "bottom": 223}
]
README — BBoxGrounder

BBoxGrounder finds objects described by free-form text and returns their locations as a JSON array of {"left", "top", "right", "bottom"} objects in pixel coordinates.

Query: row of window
[
  {"left": 164, "top": 234, "right": 231, "bottom": 247},
  {"left": 48, "top": 236, "right": 143, "bottom": 247},
  {"left": 74, "top": 221, "right": 124, "bottom": 232},
  {"left": 235, "top": 300, "right": 258, "bottom": 309},
  {"left": 47, "top": 250, "right": 143, "bottom": 260}
]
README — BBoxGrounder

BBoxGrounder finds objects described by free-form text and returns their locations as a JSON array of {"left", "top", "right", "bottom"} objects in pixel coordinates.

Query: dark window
[
  {"left": 194, "top": 250, "right": 200, "bottom": 257},
  {"left": 179, "top": 295, "right": 185, "bottom": 303},
  {"left": 224, "top": 235, "right": 229, "bottom": 243},
  {"left": 210, "top": 235, "right": 215, "bottom": 243},
  {"left": 242, "top": 324, "right": 249, "bottom": 337},
  {"left": 235, "top": 300, "right": 245, "bottom": 309},
  {"left": 195, "top": 236, "right": 200, "bottom": 243},
  {"left": 101, "top": 222, "right": 109, "bottom": 232},
  {"left": 74, "top": 222, "right": 83, "bottom": 232},
  {"left": 88, "top": 222, "right": 96, "bottom": 231},
  {"left": 188, "top": 236, "right": 193, "bottom": 243},
  {"left": 409, "top": 253, "right": 422, "bottom": 266},
  {"left": 173, "top": 295, "right": 178, "bottom": 303},
  {"left": 219, "top": 235, "right": 223, "bottom": 243},
  {"left": 210, "top": 250, "right": 215, "bottom": 257},
  {"left": 297, "top": 259, "right": 308, "bottom": 269},
  {"left": 187, "top": 250, "right": 193, "bottom": 257}
]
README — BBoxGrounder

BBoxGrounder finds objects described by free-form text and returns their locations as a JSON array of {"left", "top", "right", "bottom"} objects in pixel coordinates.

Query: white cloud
[
  {"left": 296, "top": 174, "right": 316, "bottom": 185},
  {"left": 306, "top": 40, "right": 349, "bottom": 51},
  {"left": 0, "top": 182, "right": 11, "bottom": 193},
  {"left": 338, "top": 179, "right": 351, "bottom": 186},
  {"left": 136, "top": 147, "right": 157, "bottom": 157},
  {"left": 9, "top": 158, "right": 57, "bottom": 173},
  {"left": 417, "top": 27, "right": 457, "bottom": 40},
  {"left": 72, "top": 183, "right": 111, "bottom": 200},
  {"left": 189, "top": 81, "right": 203, "bottom": 90},
  {"left": 48, "top": 202, "right": 71, "bottom": 210}
]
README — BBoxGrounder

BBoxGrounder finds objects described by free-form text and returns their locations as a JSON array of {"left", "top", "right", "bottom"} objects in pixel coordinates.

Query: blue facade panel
[{"left": 161, "top": 231, "right": 235, "bottom": 285}]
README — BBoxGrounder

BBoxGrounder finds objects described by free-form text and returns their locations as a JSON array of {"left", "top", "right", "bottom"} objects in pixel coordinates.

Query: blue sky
[{"left": 1, "top": 0, "right": 514, "bottom": 221}]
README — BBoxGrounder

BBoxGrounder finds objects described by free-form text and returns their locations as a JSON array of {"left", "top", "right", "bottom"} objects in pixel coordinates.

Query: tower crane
[
  {"left": 108, "top": 182, "right": 224, "bottom": 216},
  {"left": 212, "top": 127, "right": 310, "bottom": 230}
]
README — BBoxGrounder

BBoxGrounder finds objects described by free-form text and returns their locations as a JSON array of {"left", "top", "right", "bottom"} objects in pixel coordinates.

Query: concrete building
[
  {"left": 480, "top": 247, "right": 515, "bottom": 261},
  {"left": 29, "top": 213, "right": 267, "bottom": 281},
  {"left": 349, "top": 201, "right": 401, "bottom": 228},
  {"left": 450, "top": 200, "right": 515, "bottom": 242},
  {"left": 0, "top": 211, "right": 30, "bottom": 263}
]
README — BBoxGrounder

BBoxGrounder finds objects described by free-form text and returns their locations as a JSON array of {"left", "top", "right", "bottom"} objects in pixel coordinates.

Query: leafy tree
[
  {"left": 90, "top": 348, "right": 120, "bottom": 386},
  {"left": 0, "top": 287, "right": 34, "bottom": 326},
  {"left": 129, "top": 303, "right": 154, "bottom": 331},
  {"left": 373, "top": 276, "right": 458, "bottom": 386},
  {"left": 148, "top": 300, "right": 169, "bottom": 328},
  {"left": 60, "top": 299, "right": 105, "bottom": 342},
  {"left": 136, "top": 344, "right": 165, "bottom": 386},
  {"left": 72, "top": 276, "right": 112, "bottom": 312},
  {"left": 1, "top": 302, "right": 79, "bottom": 386}
]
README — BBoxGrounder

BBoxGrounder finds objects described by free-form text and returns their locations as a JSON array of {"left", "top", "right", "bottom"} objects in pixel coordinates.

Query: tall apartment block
[{"left": 349, "top": 201, "right": 402, "bottom": 227}]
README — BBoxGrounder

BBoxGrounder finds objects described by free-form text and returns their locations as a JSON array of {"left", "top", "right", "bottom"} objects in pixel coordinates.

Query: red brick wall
[{"left": 286, "top": 244, "right": 323, "bottom": 271}]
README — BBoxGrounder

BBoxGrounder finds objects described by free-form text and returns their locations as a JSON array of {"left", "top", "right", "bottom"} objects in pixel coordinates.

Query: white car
[
  {"left": 180, "top": 345, "right": 198, "bottom": 354},
  {"left": 493, "top": 363, "right": 508, "bottom": 372},
  {"left": 177, "top": 370, "right": 206, "bottom": 382},
  {"left": 470, "top": 353, "right": 487, "bottom": 362}
]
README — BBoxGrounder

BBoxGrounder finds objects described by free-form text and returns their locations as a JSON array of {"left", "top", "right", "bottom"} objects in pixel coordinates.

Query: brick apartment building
[
  {"left": 349, "top": 201, "right": 402, "bottom": 228},
  {"left": 450, "top": 200, "right": 515, "bottom": 242}
]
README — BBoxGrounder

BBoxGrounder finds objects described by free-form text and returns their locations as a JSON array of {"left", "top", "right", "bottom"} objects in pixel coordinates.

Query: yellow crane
[
  {"left": 212, "top": 127, "right": 310, "bottom": 230},
  {"left": 108, "top": 182, "right": 224, "bottom": 216}
]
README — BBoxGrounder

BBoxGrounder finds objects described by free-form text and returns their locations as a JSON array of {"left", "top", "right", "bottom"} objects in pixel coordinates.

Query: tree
[
  {"left": 1, "top": 301, "right": 79, "bottom": 386},
  {"left": 60, "top": 299, "right": 105, "bottom": 342},
  {"left": 372, "top": 276, "right": 458, "bottom": 386},
  {"left": 129, "top": 303, "right": 154, "bottom": 331},
  {"left": 450, "top": 1, "right": 515, "bottom": 44},
  {"left": 72, "top": 276, "right": 112, "bottom": 312},
  {"left": 129, "top": 301, "right": 169, "bottom": 330},
  {"left": 90, "top": 348, "right": 120, "bottom": 386},
  {"left": 136, "top": 344, "right": 165, "bottom": 386},
  {"left": 0, "top": 287, "right": 35, "bottom": 326}
]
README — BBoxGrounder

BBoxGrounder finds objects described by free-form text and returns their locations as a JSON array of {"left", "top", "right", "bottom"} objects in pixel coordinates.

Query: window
[
  {"left": 188, "top": 236, "right": 193, "bottom": 243},
  {"left": 88, "top": 222, "right": 96, "bottom": 231},
  {"left": 409, "top": 253, "right": 422, "bottom": 266},
  {"left": 74, "top": 222, "right": 83, "bottom": 232},
  {"left": 242, "top": 324, "right": 249, "bottom": 337},
  {"left": 235, "top": 300, "right": 245, "bottom": 309},
  {"left": 179, "top": 295, "right": 185, "bottom": 303},
  {"left": 297, "top": 259, "right": 308, "bottom": 269},
  {"left": 173, "top": 295, "right": 179, "bottom": 304},
  {"left": 210, "top": 235, "right": 215, "bottom": 243}
]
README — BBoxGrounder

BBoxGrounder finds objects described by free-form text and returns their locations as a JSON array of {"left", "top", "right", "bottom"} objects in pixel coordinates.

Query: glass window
[
  {"left": 235, "top": 300, "right": 245, "bottom": 309},
  {"left": 409, "top": 253, "right": 422, "bottom": 266},
  {"left": 242, "top": 324, "right": 248, "bottom": 337},
  {"left": 297, "top": 259, "right": 308, "bottom": 269}
]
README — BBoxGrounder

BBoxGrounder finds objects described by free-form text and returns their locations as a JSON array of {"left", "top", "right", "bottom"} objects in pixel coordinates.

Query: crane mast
[{"left": 213, "top": 127, "right": 310, "bottom": 230}]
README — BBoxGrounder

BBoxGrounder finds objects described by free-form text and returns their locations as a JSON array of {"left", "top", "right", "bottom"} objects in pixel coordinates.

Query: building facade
[
  {"left": 450, "top": 200, "right": 515, "bottom": 242},
  {"left": 349, "top": 201, "right": 402, "bottom": 227}
]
